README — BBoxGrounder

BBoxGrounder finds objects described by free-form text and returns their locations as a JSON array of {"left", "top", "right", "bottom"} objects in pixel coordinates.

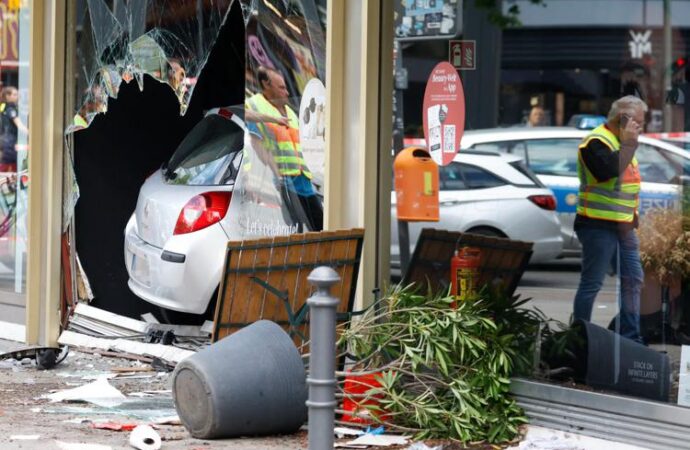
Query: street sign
[
  {"left": 422, "top": 61, "right": 466, "bottom": 166},
  {"left": 394, "top": 0, "right": 463, "bottom": 41},
  {"left": 449, "top": 40, "right": 476, "bottom": 70}
]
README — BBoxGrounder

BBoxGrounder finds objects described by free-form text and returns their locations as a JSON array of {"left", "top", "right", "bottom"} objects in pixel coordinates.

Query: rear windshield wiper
[{"left": 161, "top": 161, "right": 177, "bottom": 181}]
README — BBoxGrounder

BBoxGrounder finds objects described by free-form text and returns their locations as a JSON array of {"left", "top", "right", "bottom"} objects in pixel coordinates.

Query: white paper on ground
[
  {"left": 129, "top": 424, "right": 162, "bottom": 450},
  {"left": 153, "top": 415, "right": 181, "bottom": 425},
  {"left": 10, "top": 435, "right": 40, "bottom": 440},
  {"left": 345, "top": 434, "right": 409, "bottom": 446},
  {"left": 334, "top": 426, "right": 365, "bottom": 437},
  {"left": 44, "top": 376, "right": 126, "bottom": 408}
]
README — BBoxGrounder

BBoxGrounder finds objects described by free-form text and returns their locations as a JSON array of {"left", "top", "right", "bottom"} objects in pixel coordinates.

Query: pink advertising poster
[{"left": 422, "top": 61, "right": 466, "bottom": 166}]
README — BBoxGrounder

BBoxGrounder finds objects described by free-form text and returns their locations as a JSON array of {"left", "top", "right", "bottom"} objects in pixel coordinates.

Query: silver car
[
  {"left": 391, "top": 150, "right": 564, "bottom": 271},
  {"left": 124, "top": 110, "right": 245, "bottom": 316}
]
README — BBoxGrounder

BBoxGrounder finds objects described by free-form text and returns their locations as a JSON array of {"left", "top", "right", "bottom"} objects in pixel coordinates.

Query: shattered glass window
[
  {"left": 72, "top": 0, "right": 234, "bottom": 132},
  {"left": 70, "top": 1, "right": 327, "bottom": 238}
]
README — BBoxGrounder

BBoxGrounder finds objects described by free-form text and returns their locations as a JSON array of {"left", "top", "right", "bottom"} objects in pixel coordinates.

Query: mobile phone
[{"left": 620, "top": 113, "right": 631, "bottom": 128}]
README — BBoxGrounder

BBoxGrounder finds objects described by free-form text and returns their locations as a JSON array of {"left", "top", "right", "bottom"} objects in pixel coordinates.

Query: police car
[{"left": 458, "top": 127, "right": 690, "bottom": 256}]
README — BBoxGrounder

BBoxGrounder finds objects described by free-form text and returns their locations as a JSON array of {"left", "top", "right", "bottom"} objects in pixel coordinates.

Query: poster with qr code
[
  {"left": 422, "top": 61, "right": 465, "bottom": 166},
  {"left": 443, "top": 125, "right": 455, "bottom": 153},
  {"left": 428, "top": 125, "right": 442, "bottom": 152}
]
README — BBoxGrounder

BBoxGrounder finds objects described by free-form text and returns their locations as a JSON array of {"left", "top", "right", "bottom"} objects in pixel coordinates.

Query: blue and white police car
[{"left": 458, "top": 127, "right": 690, "bottom": 257}]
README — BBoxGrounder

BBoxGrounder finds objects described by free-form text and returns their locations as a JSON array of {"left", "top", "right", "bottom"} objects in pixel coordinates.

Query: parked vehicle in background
[
  {"left": 124, "top": 109, "right": 245, "bottom": 318},
  {"left": 460, "top": 127, "right": 690, "bottom": 256},
  {"left": 645, "top": 131, "right": 690, "bottom": 151},
  {"left": 567, "top": 114, "right": 607, "bottom": 130},
  {"left": 391, "top": 150, "right": 563, "bottom": 272}
]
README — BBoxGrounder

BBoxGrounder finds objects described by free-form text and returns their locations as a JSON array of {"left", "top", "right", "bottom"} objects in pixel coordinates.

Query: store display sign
[
  {"left": 394, "top": 0, "right": 463, "bottom": 41},
  {"left": 298, "top": 78, "right": 326, "bottom": 195},
  {"left": 422, "top": 61, "right": 465, "bottom": 166},
  {"left": 449, "top": 40, "right": 475, "bottom": 70}
]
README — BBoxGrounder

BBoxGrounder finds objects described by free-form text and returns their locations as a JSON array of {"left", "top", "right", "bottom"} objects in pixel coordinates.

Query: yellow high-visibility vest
[
  {"left": 577, "top": 124, "right": 641, "bottom": 223},
  {"left": 245, "top": 93, "right": 312, "bottom": 179}
]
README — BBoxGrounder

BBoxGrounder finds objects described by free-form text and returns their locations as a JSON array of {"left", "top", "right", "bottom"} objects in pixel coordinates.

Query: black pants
[{"left": 279, "top": 180, "right": 323, "bottom": 232}]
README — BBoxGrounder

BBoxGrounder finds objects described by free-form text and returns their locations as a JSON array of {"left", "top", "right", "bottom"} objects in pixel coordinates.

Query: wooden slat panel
[
  {"left": 213, "top": 229, "right": 366, "bottom": 348},
  {"left": 239, "top": 241, "right": 273, "bottom": 328},
  {"left": 259, "top": 235, "right": 291, "bottom": 325}
]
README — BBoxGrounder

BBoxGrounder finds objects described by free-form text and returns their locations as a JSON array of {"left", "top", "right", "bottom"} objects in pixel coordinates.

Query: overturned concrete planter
[
  {"left": 576, "top": 319, "right": 670, "bottom": 402},
  {"left": 172, "top": 320, "right": 307, "bottom": 439}
]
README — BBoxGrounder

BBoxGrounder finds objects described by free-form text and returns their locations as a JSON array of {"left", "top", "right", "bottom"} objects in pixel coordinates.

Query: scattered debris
[
  {"left": 129, "top": 424, "right": 162, "bottom": 450},
  {"left": 153, "top": 415, "right": 181, "bottom": 426},
  {"left": 92, "top": 421, "right": 140, "bottom": 431},
  {"left": 68, "top": 303, "right": 148, "bottom": 338},
  {"left": 404, "top": 444, "right": 443, "bottom": 450},
  {"left": 0, "top": 345, "right": 69, "bottom": 370},
  {"left": 111, "top": 366, "right": 155, "bottom": 373},
  {"left": 337, "top": 434, "right": 410, "bottom": 448},
  {"left": 58, "top": 330, "right": 194, "bottom": 364},
  {"left": 44, "top": 376, "right": 126, "bottom": 408},
  {"left": 335, "top": 426, "right": 365, "bottom": 438}
]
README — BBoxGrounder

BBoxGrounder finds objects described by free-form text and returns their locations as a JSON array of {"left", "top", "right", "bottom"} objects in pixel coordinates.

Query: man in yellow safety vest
[
  {"left": 245, "top": 66, "right": 322, "bottom": 232},
  {"left": 573, "top": 95, "right": 646, "bottom": 343}
]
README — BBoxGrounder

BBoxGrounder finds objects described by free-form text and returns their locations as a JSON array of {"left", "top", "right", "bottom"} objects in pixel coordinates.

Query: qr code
[
  {"left": 429, "top": 125, "right": 441, "bottom": 152},
  {"left": 443, "top": 124, "right": 455, "bottom": 153}
]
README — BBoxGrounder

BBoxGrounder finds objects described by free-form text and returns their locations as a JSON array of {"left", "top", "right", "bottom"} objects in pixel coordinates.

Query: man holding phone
[{"left": 573, "top": 95, "right": 647, "bottom": 343}]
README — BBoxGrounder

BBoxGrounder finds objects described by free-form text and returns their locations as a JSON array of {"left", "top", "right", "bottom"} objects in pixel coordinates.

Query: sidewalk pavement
[{"left": 0, "top": 338, "right": 653, "bottom": 450}]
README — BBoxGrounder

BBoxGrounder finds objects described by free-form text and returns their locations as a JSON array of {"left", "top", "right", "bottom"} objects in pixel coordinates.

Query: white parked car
[
  {"left": 124, "top": 109, "right": 245, "bottom": 317},
  {"left": 458, "top": 127, "right": 690, "bottom": 256},
  {"left": 391, "top": 151, "right": 564, "bottom": 271}
]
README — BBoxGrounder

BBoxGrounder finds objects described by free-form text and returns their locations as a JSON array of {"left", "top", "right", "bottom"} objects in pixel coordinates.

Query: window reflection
[{"left": 392, "top": 0, "right": 690, "bottom": 409}]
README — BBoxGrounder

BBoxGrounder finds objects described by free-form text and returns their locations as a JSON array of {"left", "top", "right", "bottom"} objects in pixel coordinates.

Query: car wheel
[{"left": 465, "top": 226, "right": 506, "bottom": 238}]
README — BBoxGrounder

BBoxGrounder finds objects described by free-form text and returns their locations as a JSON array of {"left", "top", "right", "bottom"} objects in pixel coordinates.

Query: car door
[
  {"left": 520, "top": 138, "right": 582, "bottom": 252},
  {"left": 390, "top": 159, "right": 508, "bottom": 267},
  {"left": 634, "top": 143, "right": 682, "bottom": 213}
]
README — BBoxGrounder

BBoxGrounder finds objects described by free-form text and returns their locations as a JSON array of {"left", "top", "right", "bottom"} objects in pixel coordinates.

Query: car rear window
[
  {"left": 164, "top": 115, "right": 244, "bottom": 186},
  {"left": 509, "top": 160, "right": 544, "bottom": 187}
]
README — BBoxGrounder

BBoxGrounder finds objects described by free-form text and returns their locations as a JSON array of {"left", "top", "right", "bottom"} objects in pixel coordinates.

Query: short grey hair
[{"left": 607, "top": 95, "right": 648, "bottom": 121}]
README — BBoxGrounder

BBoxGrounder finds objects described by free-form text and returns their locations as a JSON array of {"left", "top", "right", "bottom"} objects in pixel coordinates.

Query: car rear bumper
[
  {"left": 124, "top": 215, "right": 226, "bottom": 314},
  {"left": 528, "top": 236, "right": 564, "bottom": 263}
]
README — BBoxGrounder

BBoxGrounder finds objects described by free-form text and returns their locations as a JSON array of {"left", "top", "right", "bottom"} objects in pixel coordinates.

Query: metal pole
[
  {"left": 306, "top": 266, "right": 341, "bottom": 450},
  {"left": 663, "top": 0, "right": 673, "bottom": 132}
]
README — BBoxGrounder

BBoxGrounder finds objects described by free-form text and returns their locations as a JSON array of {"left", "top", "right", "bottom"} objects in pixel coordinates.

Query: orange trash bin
[{"left": 394, "top": 147, "right": 439, "bottom": 222}]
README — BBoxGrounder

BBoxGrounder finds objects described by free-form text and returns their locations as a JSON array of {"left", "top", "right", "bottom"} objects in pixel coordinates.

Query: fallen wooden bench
[
  {"left": 403, "top": 228, "right": 533, "bottom": 298},
  {"left": 212, "top": 229, "right": 365, "bottom": 350}
]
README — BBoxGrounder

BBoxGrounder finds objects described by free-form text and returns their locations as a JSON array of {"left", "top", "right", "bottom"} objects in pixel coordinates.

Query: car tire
[{"left": 465, "top": 226, "right": 506, "bottom": 238}]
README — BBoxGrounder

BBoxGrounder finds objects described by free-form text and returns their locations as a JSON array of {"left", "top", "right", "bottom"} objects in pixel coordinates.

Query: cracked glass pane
[
  {"left": 71, "top": 0, "right": 234, "bottom": 132},
  {"left": 231, "top": 0, "right": 326, "bottom": 237},
  {"left": 68, "top": 0, "right": 327, "bottom": 251}
]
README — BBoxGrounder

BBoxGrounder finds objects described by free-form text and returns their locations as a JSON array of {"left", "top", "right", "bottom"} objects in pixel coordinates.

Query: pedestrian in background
[
  {"left": 573, "top": 95, "right": 646, "bottom": 343},
  {"left": 526, "top": 105, "right": 546, "bottom": 127},
  {"left": 0, "top": 86, "right": 28, "bottom": 173}
]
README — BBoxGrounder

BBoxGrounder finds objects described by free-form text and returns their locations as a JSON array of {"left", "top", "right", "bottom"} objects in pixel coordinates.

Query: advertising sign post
[{"left": 422, "top": 61, "right": 466, "bottom": 166}]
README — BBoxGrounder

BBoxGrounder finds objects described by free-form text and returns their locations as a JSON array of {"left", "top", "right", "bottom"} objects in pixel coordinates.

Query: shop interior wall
[{"left": 73, "top": 2, "right": 245, "bottom": 318}]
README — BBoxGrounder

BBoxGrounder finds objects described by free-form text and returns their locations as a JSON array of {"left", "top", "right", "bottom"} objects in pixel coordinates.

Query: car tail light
[
  {"left": 528, "top": 194, "right": 557, "bottom": 211},
  {"left": 173, "top": 192, "right": 232, "bottom": 235}
]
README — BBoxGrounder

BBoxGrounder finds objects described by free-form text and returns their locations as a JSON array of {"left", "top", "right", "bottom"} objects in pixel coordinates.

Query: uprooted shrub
[{"left": 337, "top": 284, "right": 538, "bottom": 443}]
